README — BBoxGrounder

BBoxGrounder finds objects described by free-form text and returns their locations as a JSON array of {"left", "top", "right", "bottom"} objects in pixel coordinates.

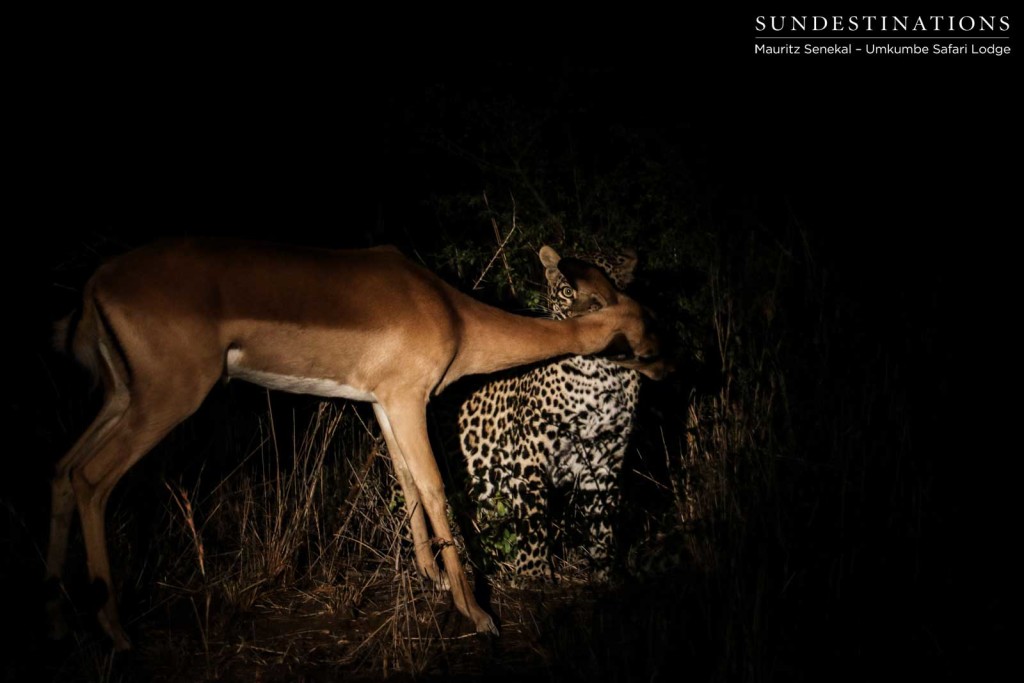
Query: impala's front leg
[
  {"left": 378, "top": 399, "right": 498, "bottom": 635},
  {"left": 372, "top": 404, "right": 449, "bottom": 590}
]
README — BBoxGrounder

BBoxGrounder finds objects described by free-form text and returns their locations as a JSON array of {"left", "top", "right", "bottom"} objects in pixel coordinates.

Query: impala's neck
[{"left": 448, "top": 295, "right": 618, "bottom": 384}]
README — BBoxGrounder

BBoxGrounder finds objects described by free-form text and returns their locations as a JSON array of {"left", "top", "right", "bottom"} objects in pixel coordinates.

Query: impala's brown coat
[{"left": 47, "top": 238, "right": 665, "bottom": 649}]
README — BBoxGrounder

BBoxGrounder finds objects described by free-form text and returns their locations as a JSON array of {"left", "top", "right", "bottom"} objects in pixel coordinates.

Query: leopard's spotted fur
[{"left": 459, "top": 246, "right": 642, "bottom": 579}]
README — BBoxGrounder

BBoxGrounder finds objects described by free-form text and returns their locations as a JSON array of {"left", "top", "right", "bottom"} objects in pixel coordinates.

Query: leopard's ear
[
  {"left": 539, "top": 245, "right": 564, "bottom": 287},
  {"left": 612, "top": 248, "right": 638, "bottom": 287},
  {"left": 538, "top": 245, "right": 561, "bottom": 268}
]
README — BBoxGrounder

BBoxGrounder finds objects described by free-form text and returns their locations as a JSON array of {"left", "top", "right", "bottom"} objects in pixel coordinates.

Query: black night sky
[{"left": 4, "top": 13, "right": 1018, "bottom": 681}]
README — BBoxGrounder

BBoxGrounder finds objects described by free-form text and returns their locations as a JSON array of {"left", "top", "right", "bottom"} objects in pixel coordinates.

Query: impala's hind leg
[
  {"left": 51, "top": 316, "right": 218, "bottom": 649},
  {"left": 45, "top": 387, "right": 130, "bottom": 640},
  {"left": 69, "top": 370, "right": 214, "bottom": 651}
]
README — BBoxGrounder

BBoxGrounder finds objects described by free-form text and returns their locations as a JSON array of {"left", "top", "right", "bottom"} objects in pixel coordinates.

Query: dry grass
[{"left": 42, "top": 375, "right": 743, "bottom": 682}]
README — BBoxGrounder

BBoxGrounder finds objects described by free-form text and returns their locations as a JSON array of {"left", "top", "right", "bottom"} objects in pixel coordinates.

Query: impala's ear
[{"left": 558, "top": 257, "right": 619, "bottom": 308}]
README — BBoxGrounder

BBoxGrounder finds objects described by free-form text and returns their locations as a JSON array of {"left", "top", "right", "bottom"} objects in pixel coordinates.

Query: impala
[{"left": 46, "top": 238, "right": 666, "bottom": 649}]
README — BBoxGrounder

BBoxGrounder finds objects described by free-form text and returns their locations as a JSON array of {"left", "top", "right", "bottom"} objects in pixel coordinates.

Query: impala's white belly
[{"left": 225, "top": 348, "right": 377, "bottom": 402}]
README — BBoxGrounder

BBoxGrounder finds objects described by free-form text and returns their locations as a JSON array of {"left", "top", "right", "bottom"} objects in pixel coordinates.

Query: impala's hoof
[
  {"left": 418, "top": 561, "right": 450, "bottom": 590},
  {"left": 97, "top": 612, "right": 132, "bottom": 651},
  {"left": 475, "top": 613, "right": 499, "bottom": 636},
  {"left": 112, "top": 632, "right": 132, "bottom": 652},
  {"left": 46, "top": 615, "right": 69, "bottom": 642},
  {"left": 44, "top": 579, "right": 69, "bottom": 641},
  {"left": 46, "top": 605, "right": 69, "bottom": 641}
]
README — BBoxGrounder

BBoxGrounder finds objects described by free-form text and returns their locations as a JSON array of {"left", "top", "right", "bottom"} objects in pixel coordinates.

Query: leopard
[{"left": 458, "top": 244, "right": 643, "bottom": 580}]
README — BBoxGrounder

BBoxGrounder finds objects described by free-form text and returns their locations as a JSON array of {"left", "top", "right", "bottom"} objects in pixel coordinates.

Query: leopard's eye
[{"left": 560, "top": 285, "right": 574, "bottom": 298}]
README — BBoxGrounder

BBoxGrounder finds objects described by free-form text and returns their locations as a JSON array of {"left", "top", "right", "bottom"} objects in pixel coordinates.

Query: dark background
[{"left": 5, "top": 13, "right": 1017, "bottom": 679}]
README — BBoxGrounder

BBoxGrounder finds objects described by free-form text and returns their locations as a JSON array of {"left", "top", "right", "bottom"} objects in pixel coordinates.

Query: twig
[{"left": 473, "top": 191, "right": 518, "bottom": 294}]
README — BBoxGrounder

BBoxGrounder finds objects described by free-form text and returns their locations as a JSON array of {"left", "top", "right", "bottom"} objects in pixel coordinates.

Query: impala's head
[{"left": 539, "top": 245, "right": 670, "bottom": 380}]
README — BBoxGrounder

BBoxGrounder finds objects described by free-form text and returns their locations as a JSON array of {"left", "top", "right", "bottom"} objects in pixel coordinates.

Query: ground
[{"left": 40, "top": 562, "right": 713, "bottom": 682}]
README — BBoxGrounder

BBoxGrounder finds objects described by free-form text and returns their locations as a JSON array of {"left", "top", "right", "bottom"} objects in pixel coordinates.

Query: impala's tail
[
  {"left": 54, "top": 282, "right": 113, "bottom": 385},
  {"left": 52, "top": 312, "right": 77, "bottom": 355}
]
